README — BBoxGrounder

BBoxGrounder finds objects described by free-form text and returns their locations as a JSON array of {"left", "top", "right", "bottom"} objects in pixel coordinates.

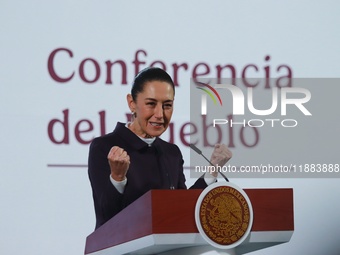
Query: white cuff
[
  {"left": 204, "top": 172, "right": 217, "bottom": 185},
  {"left": 109, "top": 175, "right": 127, "bottom": 194}
]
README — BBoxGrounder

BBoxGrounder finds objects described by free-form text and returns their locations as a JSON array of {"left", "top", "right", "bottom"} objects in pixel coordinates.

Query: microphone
[{"left": 189, "top": 143, "right": 229, "bottom": 182}]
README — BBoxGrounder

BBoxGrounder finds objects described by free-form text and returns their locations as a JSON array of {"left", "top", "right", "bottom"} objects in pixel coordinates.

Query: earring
[{"left": 131, "top": 111, "right": 136, "bottom": 120}]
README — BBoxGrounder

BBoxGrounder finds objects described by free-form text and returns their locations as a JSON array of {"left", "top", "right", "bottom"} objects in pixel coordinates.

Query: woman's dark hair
[{"left": 131, "top": 67, "right": 175, "bottom": 101}]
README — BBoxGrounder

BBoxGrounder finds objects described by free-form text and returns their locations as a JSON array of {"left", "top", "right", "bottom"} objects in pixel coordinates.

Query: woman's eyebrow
[{"left": 144, "top": 98, "right": 174, "bottom": 102}]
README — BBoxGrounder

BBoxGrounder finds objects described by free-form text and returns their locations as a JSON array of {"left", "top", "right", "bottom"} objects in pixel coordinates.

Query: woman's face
[{"left": 127, "top": 80, "right": 174, "bottom": 138}]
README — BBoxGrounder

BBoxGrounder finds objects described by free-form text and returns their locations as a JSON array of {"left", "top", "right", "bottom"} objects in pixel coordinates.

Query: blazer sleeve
[
  {"left": 189, "top": 177, "right": 209, "bottom": 189},
  {"left": 88, "top": 137, "right": 124, "bottom": 229}
]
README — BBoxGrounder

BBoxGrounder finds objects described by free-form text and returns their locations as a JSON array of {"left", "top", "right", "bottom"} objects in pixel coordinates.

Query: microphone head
[{"left": 189, "top": 143, "right": 202, "bottom": 155}]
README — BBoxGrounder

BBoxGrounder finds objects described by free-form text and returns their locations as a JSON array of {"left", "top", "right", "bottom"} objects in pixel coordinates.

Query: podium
[{"left": 85, "top": 188, "right": 294, "bottom": 255}]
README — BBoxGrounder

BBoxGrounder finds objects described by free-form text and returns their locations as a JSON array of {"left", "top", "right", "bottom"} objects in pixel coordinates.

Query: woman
[{"left": 88, "top": 67, "right": 231, "bottom": 229}]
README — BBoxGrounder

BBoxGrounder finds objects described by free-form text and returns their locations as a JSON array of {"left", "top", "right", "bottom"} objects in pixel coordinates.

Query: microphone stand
[{"left": 189, "top": 144, "right": 229, "bottom": 182}]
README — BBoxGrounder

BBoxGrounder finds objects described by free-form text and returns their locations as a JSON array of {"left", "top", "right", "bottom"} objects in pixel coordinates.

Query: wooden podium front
[{"left": 85, "top": 189, "right": 294, "bottom": 255}]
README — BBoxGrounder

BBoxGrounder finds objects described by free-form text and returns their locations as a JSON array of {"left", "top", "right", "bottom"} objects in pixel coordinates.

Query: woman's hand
[
  {"left": 107, "top": 146, "right": 130, "bottom": 181},
  {"left": 209, "top": 144, "right": 232, "bottom": 177}
]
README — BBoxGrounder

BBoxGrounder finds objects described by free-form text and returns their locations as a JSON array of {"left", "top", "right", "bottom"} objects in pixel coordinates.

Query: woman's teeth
[{"left": 150, "top": 122, "right": 162, "bottom": 127}]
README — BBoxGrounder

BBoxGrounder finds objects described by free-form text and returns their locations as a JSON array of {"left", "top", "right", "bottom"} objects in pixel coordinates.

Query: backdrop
[{"left": 1, "top": 1, "right": 340, "bottom": 254}]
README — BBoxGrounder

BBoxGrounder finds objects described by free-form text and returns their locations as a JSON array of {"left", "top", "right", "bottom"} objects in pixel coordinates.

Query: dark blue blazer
[{"left": 88, "top": 122, "right": 207, "bottom": 229}]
